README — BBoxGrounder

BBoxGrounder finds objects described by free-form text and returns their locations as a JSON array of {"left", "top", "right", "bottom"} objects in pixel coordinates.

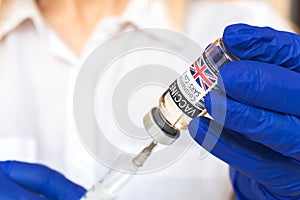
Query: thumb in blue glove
[{"left": 0, "top": 161, "right": 86, "bottom": 200}]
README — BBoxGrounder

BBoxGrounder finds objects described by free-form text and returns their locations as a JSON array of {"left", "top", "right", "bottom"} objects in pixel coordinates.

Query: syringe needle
[{"left": 132, "top": 140, "right": 157, "bottom": 167}]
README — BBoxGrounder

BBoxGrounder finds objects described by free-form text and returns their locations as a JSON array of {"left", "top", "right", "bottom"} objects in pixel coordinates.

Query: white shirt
[{"left": 0, "top": 0, "right": 292, "bottom": 199}]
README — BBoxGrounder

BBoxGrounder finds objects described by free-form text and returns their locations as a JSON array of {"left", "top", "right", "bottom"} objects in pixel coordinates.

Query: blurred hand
[
  {"left": 0, "top": 160, "right": 86, "bottom": 200},
  {"left": 189, "top": 24, "right": 300, "bottom": 199}
]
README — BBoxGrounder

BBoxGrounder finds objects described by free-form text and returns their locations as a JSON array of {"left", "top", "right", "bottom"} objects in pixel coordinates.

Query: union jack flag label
[
  {"left": 189, "top": 58, "right": 217, "bottom": 92},
  {"left": 170, "top": 56, "right": 218, "bottom": 114}
]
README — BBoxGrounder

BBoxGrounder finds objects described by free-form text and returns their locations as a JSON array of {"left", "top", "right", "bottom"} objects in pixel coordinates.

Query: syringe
[{"left": 81, "top": 141, "right": 157, "bottom": 200}]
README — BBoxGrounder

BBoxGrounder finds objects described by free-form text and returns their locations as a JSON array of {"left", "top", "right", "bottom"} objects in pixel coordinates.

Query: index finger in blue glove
[
  {"left": 223, "top": 23, "right": 300, "bottom": 72},
  {"left": 218, "top": 60, "right": 300, "bottom": 117},
  {"left": 0, "top": 161, "right": 86, "bottom": 200},
  {"left": 0, "top": 169, "right": 48, "bottom": 200},
  {"left": 205, "top": 89, "right": 300, "bottom": 162}
]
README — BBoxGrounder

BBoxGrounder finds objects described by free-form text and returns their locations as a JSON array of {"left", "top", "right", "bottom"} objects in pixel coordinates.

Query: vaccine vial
[{"left": 143, "top": 38, "right": 236, "bottom": 145}]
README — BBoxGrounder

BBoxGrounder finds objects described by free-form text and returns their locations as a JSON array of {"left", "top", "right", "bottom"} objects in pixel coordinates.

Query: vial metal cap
[
  {"left": 204, "top": 38, "right": 238, "bottom": 71},
  {"left": 143, "top": 107, "right": 180, "bottom": 145}
]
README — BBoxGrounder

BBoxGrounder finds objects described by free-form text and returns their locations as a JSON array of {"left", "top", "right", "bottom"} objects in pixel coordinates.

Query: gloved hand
[
  {"left": 188, "top": 24, "right": 300, "bottom": 200},
  {"left": 0, "top": 160, "right": 86, "bottom": 200}
]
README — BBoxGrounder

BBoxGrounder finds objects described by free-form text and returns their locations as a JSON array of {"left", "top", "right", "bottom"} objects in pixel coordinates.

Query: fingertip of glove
[
  {"left": 223, "top": 23, "right": 256, "bottom": 40},
  {"left": 223, "top": 23, "right": 256, "bottom": 56},
  {"left": 204, "top": 92, "right": 212, "bottom": 113},
  {"left": 204, "top": 89, "right": 228, "bottom": 123},
  {"left": 188, "top": 117, "right": 210, "bottom": 144},
  {"left": 204, "top": 89, "right": 224, "bottom": 115},
  {"left": 223, "top": 23, "right": 280, "bottom": 61}
]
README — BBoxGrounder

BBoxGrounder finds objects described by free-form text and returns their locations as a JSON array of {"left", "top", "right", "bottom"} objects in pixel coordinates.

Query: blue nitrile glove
[
  {"left": 188, "top": 24, "right": 300, "bottom": 200},
  {"left": 0, "top": 160, "right": 86, "bottom": 200}
]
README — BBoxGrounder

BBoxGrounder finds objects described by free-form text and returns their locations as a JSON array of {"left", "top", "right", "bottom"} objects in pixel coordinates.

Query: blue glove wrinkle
[
  {"left": 223, "top": 23, "right": 300, "bottom": 72},
  {"left": 218, "top": 60, "right": 300, "bottom": 117}
]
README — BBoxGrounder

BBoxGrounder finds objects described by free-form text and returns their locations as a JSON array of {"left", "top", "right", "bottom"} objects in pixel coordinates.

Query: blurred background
[
  {"left": 165, "top": 0, "right": 298, "bottom": 32},
  {"left": 269, "top": 0, "right": 300, "bottom": 32}
]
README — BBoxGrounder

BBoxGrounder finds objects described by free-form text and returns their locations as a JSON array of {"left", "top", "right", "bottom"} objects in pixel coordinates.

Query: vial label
[{"left": 168, "top": 55, "right": 218, "bottom": 118}]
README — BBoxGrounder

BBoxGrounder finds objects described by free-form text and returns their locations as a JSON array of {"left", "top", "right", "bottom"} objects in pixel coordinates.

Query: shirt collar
[{"left": 0, "top": 0, "right": 45, "bottom": 41}]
